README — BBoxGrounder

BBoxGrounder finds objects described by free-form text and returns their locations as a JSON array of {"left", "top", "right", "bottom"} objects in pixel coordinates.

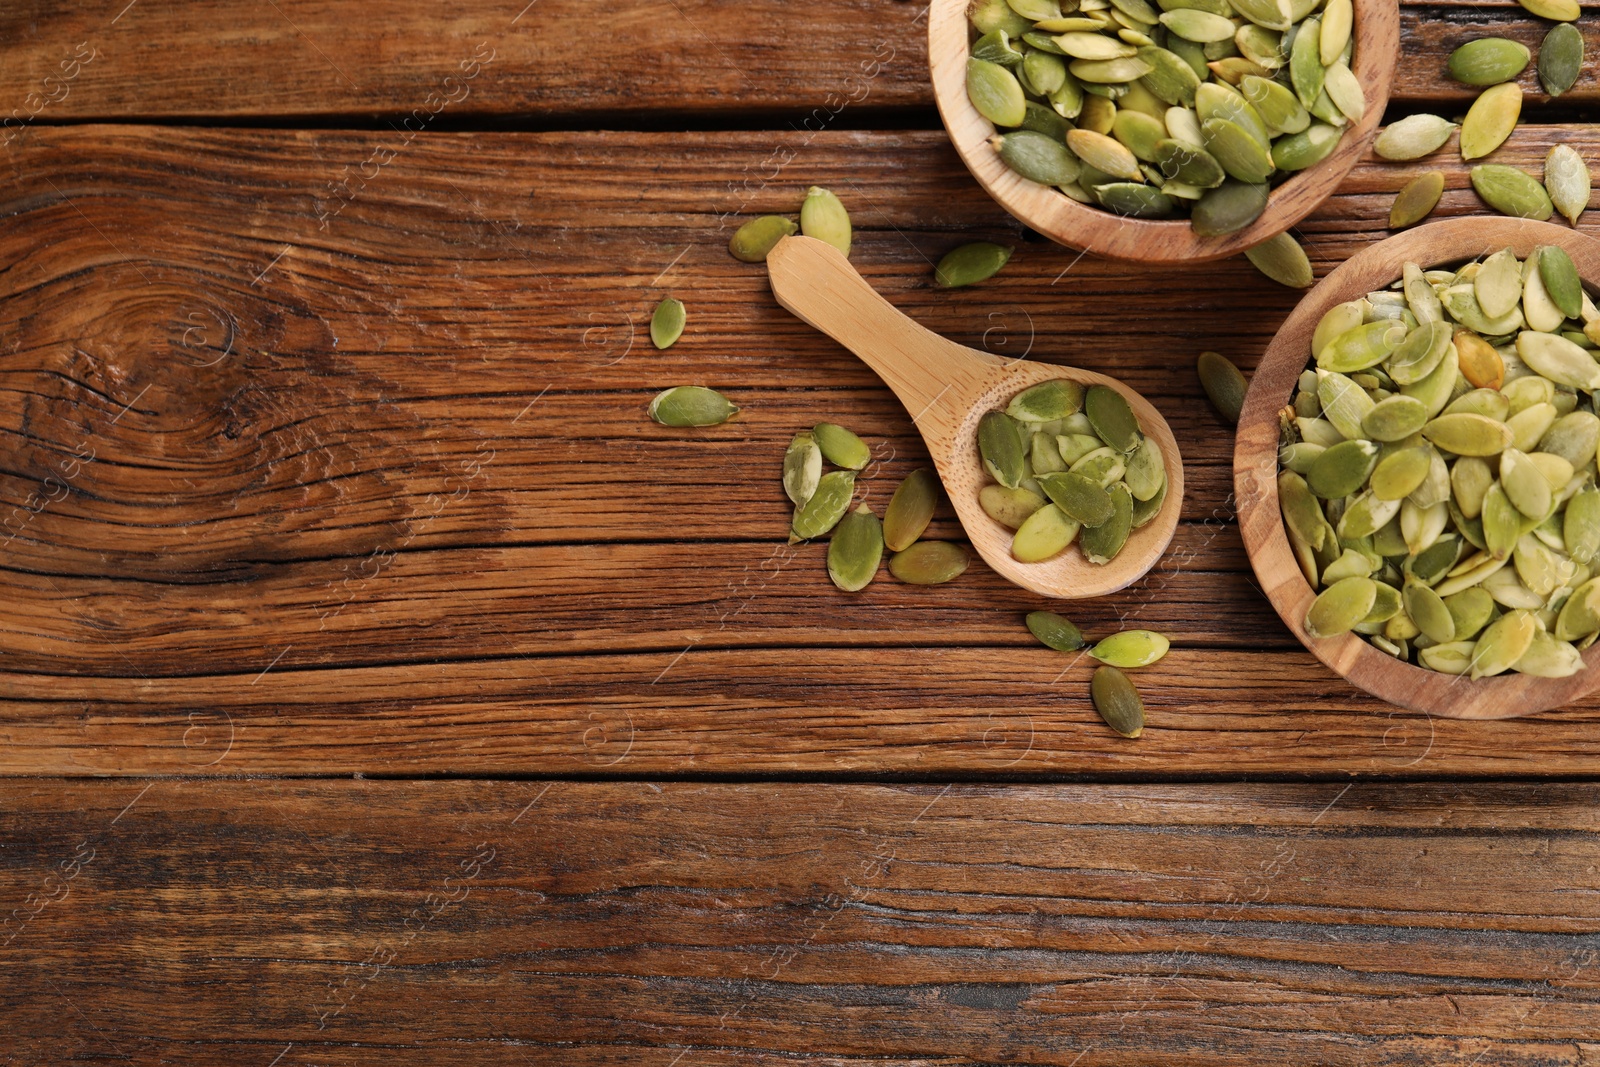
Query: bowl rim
[
  {"left": 927, "top": 0, "right": 1400, "bottom": 263},
  {"left": 1232, "top": 217, "right": 1600, "bottom": 720}
]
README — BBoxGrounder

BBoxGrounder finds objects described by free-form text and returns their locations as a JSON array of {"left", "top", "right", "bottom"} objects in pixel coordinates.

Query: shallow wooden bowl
[
  {"left": 1234, "top": 218, "right": 1600, "bottom": 719},
  {"left": 927, "top": 0, "right": 1399, "bottom": 263}
]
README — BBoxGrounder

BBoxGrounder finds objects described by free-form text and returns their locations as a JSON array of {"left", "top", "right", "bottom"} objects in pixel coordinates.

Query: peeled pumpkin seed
[
  {"left": 1096, "top": 182, "right": 1180, "bottom": 217},
  {"left": 810, "top": 423, "right": 868, "bottom": 471},
  {"left": 1070, "top": 445, "right": 1128, "bottom": 487},
  {"left": 1039, "top": 470, "right": 1116, "bottom": 525},
  {"left": 1459, "top": 83, "right": 1521, "bottom": 161},
  {"left": 827, "top": 504, "right": 884, "bottom": 592},
  {"left": 1319, "top": 0, "right": 1352, "bottom": 66},
  {"left": 968, "top": 57, "right": 1029, "bottom": 126},
  {"left": 1152, "top": 139, "right": 1227, "bottom": 187},
  {"left": 1090, "top": 666, "right": 1145, "bottom": 737},
  {"left": 979, "top": 411, "right": 1028, "bottom": 487},
  {"left": 1027, "top": 610, "right": 1086, "bottom": 651},
  {"left": 1319, "top": 321, "right": 1408, "bottom": 373},
  {"left": 1516, "top": 0, "right": 1580, "bottom": 22},
  {"left": 650, "top": 296, "right": 686, "bottom": 350},
  {"left": 1010, "top": 379, "right": 1087, "bottom": 422},
  {"left": 1470, "top": 608, "right": 1539, "bottom": 678},
  {"left": 883, "top": 469, "right": 940, "bottom": 552},
  {"left": 1288, "top": 15, "right": 1325, "bottom": 107},
  {"left": 1362, "top": 395, "right": 1429, "bottom": 441},
  {"left": 783, "top": 431, "right": 823, "bottom": 507},
  {"left": 1517, "top": 331, "right": 1600, "bottom": 389},
  {"left": 1475, "top": 248, "right": 1525, "bottom": 320},
  {"left": 1160, "top": 8, "right": 1236, "bottom": 42},
  {"left": 1447, "top": 37, "right": 1531, "bottom": 87},
  {"left": 1307, "top": 438, "right": 1378, "bottom": 498},
  {"left": 1012, "top": 502, "right": 1080, "bottom": 561},
  {"left": 1080, "top": 483, "right": 1135, "bottom": 563},
  {"left": 1390, "top": 171, "right": 1446, "bottom": 230},
  {"left": 935, "top": 242, "right": 1013, "bottom": 287},
  {"left": 1422, "top": 413, "right": 1513, "bottom": 456},
  {"left": 1373, "top": 114, "right": 1457, "bottom": 161},
  {"left": 1471, "top": 165, "right": 1554, "bottom": 222},
  {"left": 1384, "top": 321, "right": 1451, "bottom": 384},
  {"left": 1132, "top": 478, "right": 1168, "bottom": 528},
  {"left": 649, "top": 386, "right": 739, "bottom": 427},
  {"left": 1539, "top": 22, "right": 1584, "bottom": 97},
  {"left": 1555, "top": 577, "right": 1600, "bottom": 639},
  {"left": 1124, "top": 436, "right": 1167, "bottom": 500},
  {"left": 1240, "top": 75, "right": 1310, "bottom": 135},
  {"left": 1322, "top": 61, "right": 1364, "bottom": 122},
  {"left": 1068, "top": 128, "right": 1146, "bottom": 179},
  {"left": 1566, "top": 488, "right": 1600, "bottom": 563},
  {"left": 1404, "top": 580, "right": 1456, "bottom": 642},
  {"left": 791, "top": 469, "right": 857, "bottom": 541},
  {"left": 992, "top": 130, "right": 1082, "bottom": 184},
  {"left": 1085, "top": 385, "right": 1141, "bottom": 451},
  {"left": 1451, "top": 457, "right": 1495, "bottom": 518},
  {"left": 1545, "top": 145, "right": 1590, "bottom": 227},
  {"left": 800, "top": 187, "right": 852, "bottom": 257},
  {"left": 1515, "top": 630, "right": 1585, "bottom": 677},
  {"left": 981, "top": 484, "right": 1048, "bottom": 528},
  {"left": 1197, "top": 350, "right": 1248, "bottom": 424},
  {"left": 1089, "top": 628, "right": 1171, "bottom": 666},
  {"left": 1191, "top": 178, "right": 1270, "bottom": 235},
  {"left": 1306, "top": 576, "right": 1378, "bottom": 637},
  {"left": 1538, "top": 245, "right": 1584, "bottom": 320},
  {"left": 1244, "top": 231, "right": 1314, "bottom": 288},
  {"left": 888, "top": 541, "right": 969, "bottom": 584},
  {"left": 1419, "top": 641, "right": 1476, "bottom": 674},
  {"left": 729, "top": 215, "right": 797, "bottom": 262},
  {"left": 1445, "top": 587, "right": 1496, "bottom": 641},
  {"left": 1371, "top": 445, "right": 1433, "bottom": 500}
]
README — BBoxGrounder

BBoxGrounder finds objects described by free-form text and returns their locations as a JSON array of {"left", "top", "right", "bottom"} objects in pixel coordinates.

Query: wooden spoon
[
  {"left": 1234, "top": 217, "right": 1600, "bottom": 718},
  {"left": 767, "top": 235, "right": 1183, "bottom": 599}
]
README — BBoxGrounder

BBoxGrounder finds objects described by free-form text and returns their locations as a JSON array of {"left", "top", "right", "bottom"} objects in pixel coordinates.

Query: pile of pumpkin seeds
[
  {"left": 964, "top": 0, "right": 1363, "bottom": 234},
  {"left": 977, "top": 378, "right": 1167, "bottom": 564},
  {"left": 1375, "top": 18, "right": 1590, "bottom": 230},
  {"left": 786, "top": 423, "right": 970, "bottom": 590},
  {"left": 1027, "top": 610, "right": 1170, "bottom": 736},
  {"left": 1277, "top": 246, "right": 1600, "bottom": 677}
]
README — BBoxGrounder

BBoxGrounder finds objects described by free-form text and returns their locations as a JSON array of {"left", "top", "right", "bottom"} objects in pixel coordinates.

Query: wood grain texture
[
  {"left": 0, "top": 2, "right": 1593, "bottom": 123},
  {"left": 5, "top": 779, "right": 1600, "bottom": 1064},
  {"left": 1237, "top": 218, "right": 1600, "bottom": 720},
  {"left": 928, "top": 0, "right": 1397, "bottom": 261},
  {"left": 3, "top": 125, "right": 1600, "bottom": 774}
]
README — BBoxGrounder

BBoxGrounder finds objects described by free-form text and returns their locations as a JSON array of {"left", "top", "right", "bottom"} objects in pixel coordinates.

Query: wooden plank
[
  {"left": 0, "top": 2, "right": 1593, "bottom": 123},
  {"left": 4, "top": 779, "right": 1600, "bottom": 1064},
  {"left": 2, "top": 125, "right": 1600, "bottom": 775}
]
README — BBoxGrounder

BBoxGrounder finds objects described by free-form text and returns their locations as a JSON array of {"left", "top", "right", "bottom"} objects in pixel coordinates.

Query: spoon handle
[{"left": 766, "top": 236, "right": 1001, "bottom": 420}]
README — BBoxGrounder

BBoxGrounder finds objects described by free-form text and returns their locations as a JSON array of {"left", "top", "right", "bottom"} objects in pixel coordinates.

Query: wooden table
[{"left": 3, "top": 2, "right": 1599, "bottom": 1061}]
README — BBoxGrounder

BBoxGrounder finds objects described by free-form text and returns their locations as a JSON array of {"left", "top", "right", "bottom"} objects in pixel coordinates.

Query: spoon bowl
[{"left": 767, "top": 235, "right": 1183, "bottom": 598}]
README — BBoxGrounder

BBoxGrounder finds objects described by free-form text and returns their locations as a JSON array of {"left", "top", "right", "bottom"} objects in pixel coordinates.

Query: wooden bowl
[
  {"left": 927, "top": 0, "right": 1399, "bottom": 263},
  {"left": 1234, "top": 218, "right": 1600, "bottom": 719}
]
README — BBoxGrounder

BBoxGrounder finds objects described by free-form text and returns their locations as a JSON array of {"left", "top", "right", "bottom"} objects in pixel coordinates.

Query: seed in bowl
[
  {"left": 965, "top": 0, "right": 1361, "bottom": 235},
  {"left": 1276, "top": 246, "right": 1600, "bottom": 678},
  {"left": 977, "top": 378, "right": 1166, "bottom": 565}
]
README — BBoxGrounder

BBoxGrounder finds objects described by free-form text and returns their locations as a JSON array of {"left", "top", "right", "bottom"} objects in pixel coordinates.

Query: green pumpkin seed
[
  {"left": 827, "top": 504, "right": 884, "bottom": 592},
  {"left": 972, "top": 0, "right": 1033, "bottom": 36},
  {"left": 1444, "top": 587, "right": 1496, "bottom": 641},
  {"left": 889, "top": 541, "right": 969, "bottom": 584},
  {"left": 791, "top": 469, "right": 856, "bottom": 541},
  {"left": 1230, "top": 0, "right": 1293, "bottom": 31},
  {"left": 1151, "top": 139, "right": 1226, "bottom": 187},
  {"left": 1319, "top": 320, "right": 1408, "bottom": 373},
  {"left": 1517, "top": 331, "right": 1600, "bottom": 389},
  {"left": 1482, "top": 483, "right": 1523, "bottom": 560},
  {"left": 648, "top": 385, "right": 739, "bottom": 427},
  {"left": 1517, "top": 0, "right": 1580, "bottom": 19},
  {"left": 1010, "top": 0, "right": 1064, "bottom": 20},
  {"left": 1024, "top": 49, "right": 1071, "bottom": 95},
  {"left": 1082, "top": 385, "right": 1138, "bottom": 452},
  {"left": 1071, "top": 445, "right": 1128, "bottom": 486},
  {"left": 1306, "top": 438, "right": 1377, "bottom": 499},
  {"left": 968, "top": 57, "right": 1029, "bottom": 127},
  {"left": 1370, "top": 445, "right": 1433, "bottom": 500},
  {"left": 1362, "top": 395, "right": 1430, "bottom": 441},
  {"left": 1057, "top": 432, "right": 1106, "bottom": 464},
  {"left": 1201, "top": 118, "right": 1275, "bottom": 182},
  {"left": 1123, "top": 436, "right": 1167, "bottom": 501},
  {"left": 1197, "top": 350, "right": 1248, "bottom": 424},
  {"left": 1447, "top": 37, "right": 1531, "bottom": 87},
  {"left": 1313, "top": 300, "right": 1369, "bottom": 359},
  {"left": 1038, "top": 470, "right": 1116, "bottom": 525},
  {"left": 1031, "top": 432, "right": 1068, "bottom": 475},
  {"left": 1270, "top": 122, "right": 1341, "bottom": 171},
  {"left": 1385, "top": 321, "right": 1453, "bottom": 385},
  {"left": 1373, "top": 114, "right": 1457, "bottom": 161},
  {"left": 1507, "top": 402, "right": 1559, "bottom": 452},
  {"left": 979, "top": 411, "right": 1027, "bottom": 488},
  {"left": 1450, "top": 457, "right": 1495, "bottom": 518},
  {"left": 650, "top": 296, "right": 686, "bottom": 350},
  {"left": 1443, "top": 387, "right": 1511, "bottom": 421},
  {"left": 883, "top": 469, "right": 939, "bottom": 552},
  {"left": 1057, "top": 31, "right": 1138, "bottom": 60},
  {"left": 1067, "top": 128, "right": 1146, "bottom": 179},
  {"left": 1418, "top": 641, "right": 1476, "bottom": 674},
  {"left": 1538, "top": 24, "right": 1584, "bottom": 96},
  {"left": 1501, "top": 448, "right": 1555, "bottom": 519},
  {"left": 800, "top": 187, "right": 852, "bottom": 257},
  {"left": 1538, "top": 245, "right": 1584, "bottom": 320},
  {"left": 1319, "top": 0, "right": 1352, "bottom": 65},
  {"left": 1194, "top": 82, "right": 1271, "bottom": 146},
  {"left": 1403, "top": 580, "right": 1456, "bottom": 642},
  {"left": 1071, "top": 55, "right": 1156, "bottom": 82},
  {"left": 1244, "top": 231, "right": 1314, "bottom": 289},
  {"left": 1280, "top": 470, "right": 1328, "bottom": 549},
  {"left": 783, "top": 431, "right": 823, "bottom": 507},
  {"left": 1131, "top": 477, "right": 1168, "bottom": 527},
  {"left": 1470, "top": 608, "right": 1539, "bottom": 678},
  {"left": 992, "top": 130, "right": 1082, "bottom": 185},
  {"left": 1021, "top": 100, "right": 1075, "bottom": 141},
  {"left": 1400, "top": 338, "right": 1461, "bottom": 418},
  {"left": 1555, "top": 577, "right": 1600, "bottom": 640},
  {"left": 1565, "top": 487, "right": 1600, "bottom": 563},
  {"left": 1473, "top": 248, "right": 1524, "bottom": 321},
  {"left": 1012, "top": 502, "right": 1080, "bottom": 561},
  {"left": 1321, "top": 61, "right": 1363, "bottom": 122},
  {"left": 981, "top": 484, "right": 1048, "bottom": 528},
  {"left": 1408, "top": 534, "right": 1463, "bottom": 586},
  {"left": 1138, "top": 46, "right": 1204, "bottom": 105},
  {"left": 1337, "top": 491, "right": 1402, "bottom": 540},
  {"left": 1191, "top": 179, "right": 1270, "bottom": 235},
  {"left": 1421, "top": 412, "right": 1514, "bottom": 456},
  {"left": 1288, "top": 14, "right": 1325, "bottom": 106},
  {"left": 1159, "top": 7, "right": 1236, "bottom": 41},
  {"left": 1471, "top": 164, "right": 1555, "bottom": 221},
  {"left": 1390, "top": 172, "right": 1446, "bottom": 230},
  {"left": 1009, "top": 379, "right": 1086, "bottom": 422},
  {"left": 729, "top": 215, "right": 797, "bottom": 262},
  {"left": 1112, "top": 110, "right": 1170, "bottom": 162},
  {"left": 1240, "top": 75, "right": 1310, "bottom": 135},
  {"left": 1401, "top": 262, "right": 1443, "bottom": 325},
  {"left": 1545, "top": 145, "right": 1590, "bottom": 227},
  {"left": 1523, "top": 256, "right": 1567, "bottom": 332},
  {"left": 1027, "top": 610, "right": 1086, "bottom": 651},
  {"left": 1537, "top": 411, "right": 1600, "bottom": 467},
  {"left": 1516, "top": 631, "right": 1586, "bottom": 677},
  {"left": 1460, "top": 83, "right": 1522, "bottom": 161},
  {"left": 1095, "top": 182, "right": 1180, "bottom": 216},
  {"left": 935, "top": 242, "right": 1013, "bottom": 288},
  {"left": 1089, "top": 628, "right": 1171, "bottom": 667},
  {"left": 813, "top": 422, "right": 871, "bottom": 470},
  {"left": 1306, "top": 575, "right": 1378, "bottom": 637},
  {"left": 973, "top": 28, "right": 1026, "bottom": 66},
  {"left": 1091, "top": 666, "right": 1146, "bottom": 738},
  {"left": 1081, "top": 482, "right": 1135, "bottom": 563}
]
